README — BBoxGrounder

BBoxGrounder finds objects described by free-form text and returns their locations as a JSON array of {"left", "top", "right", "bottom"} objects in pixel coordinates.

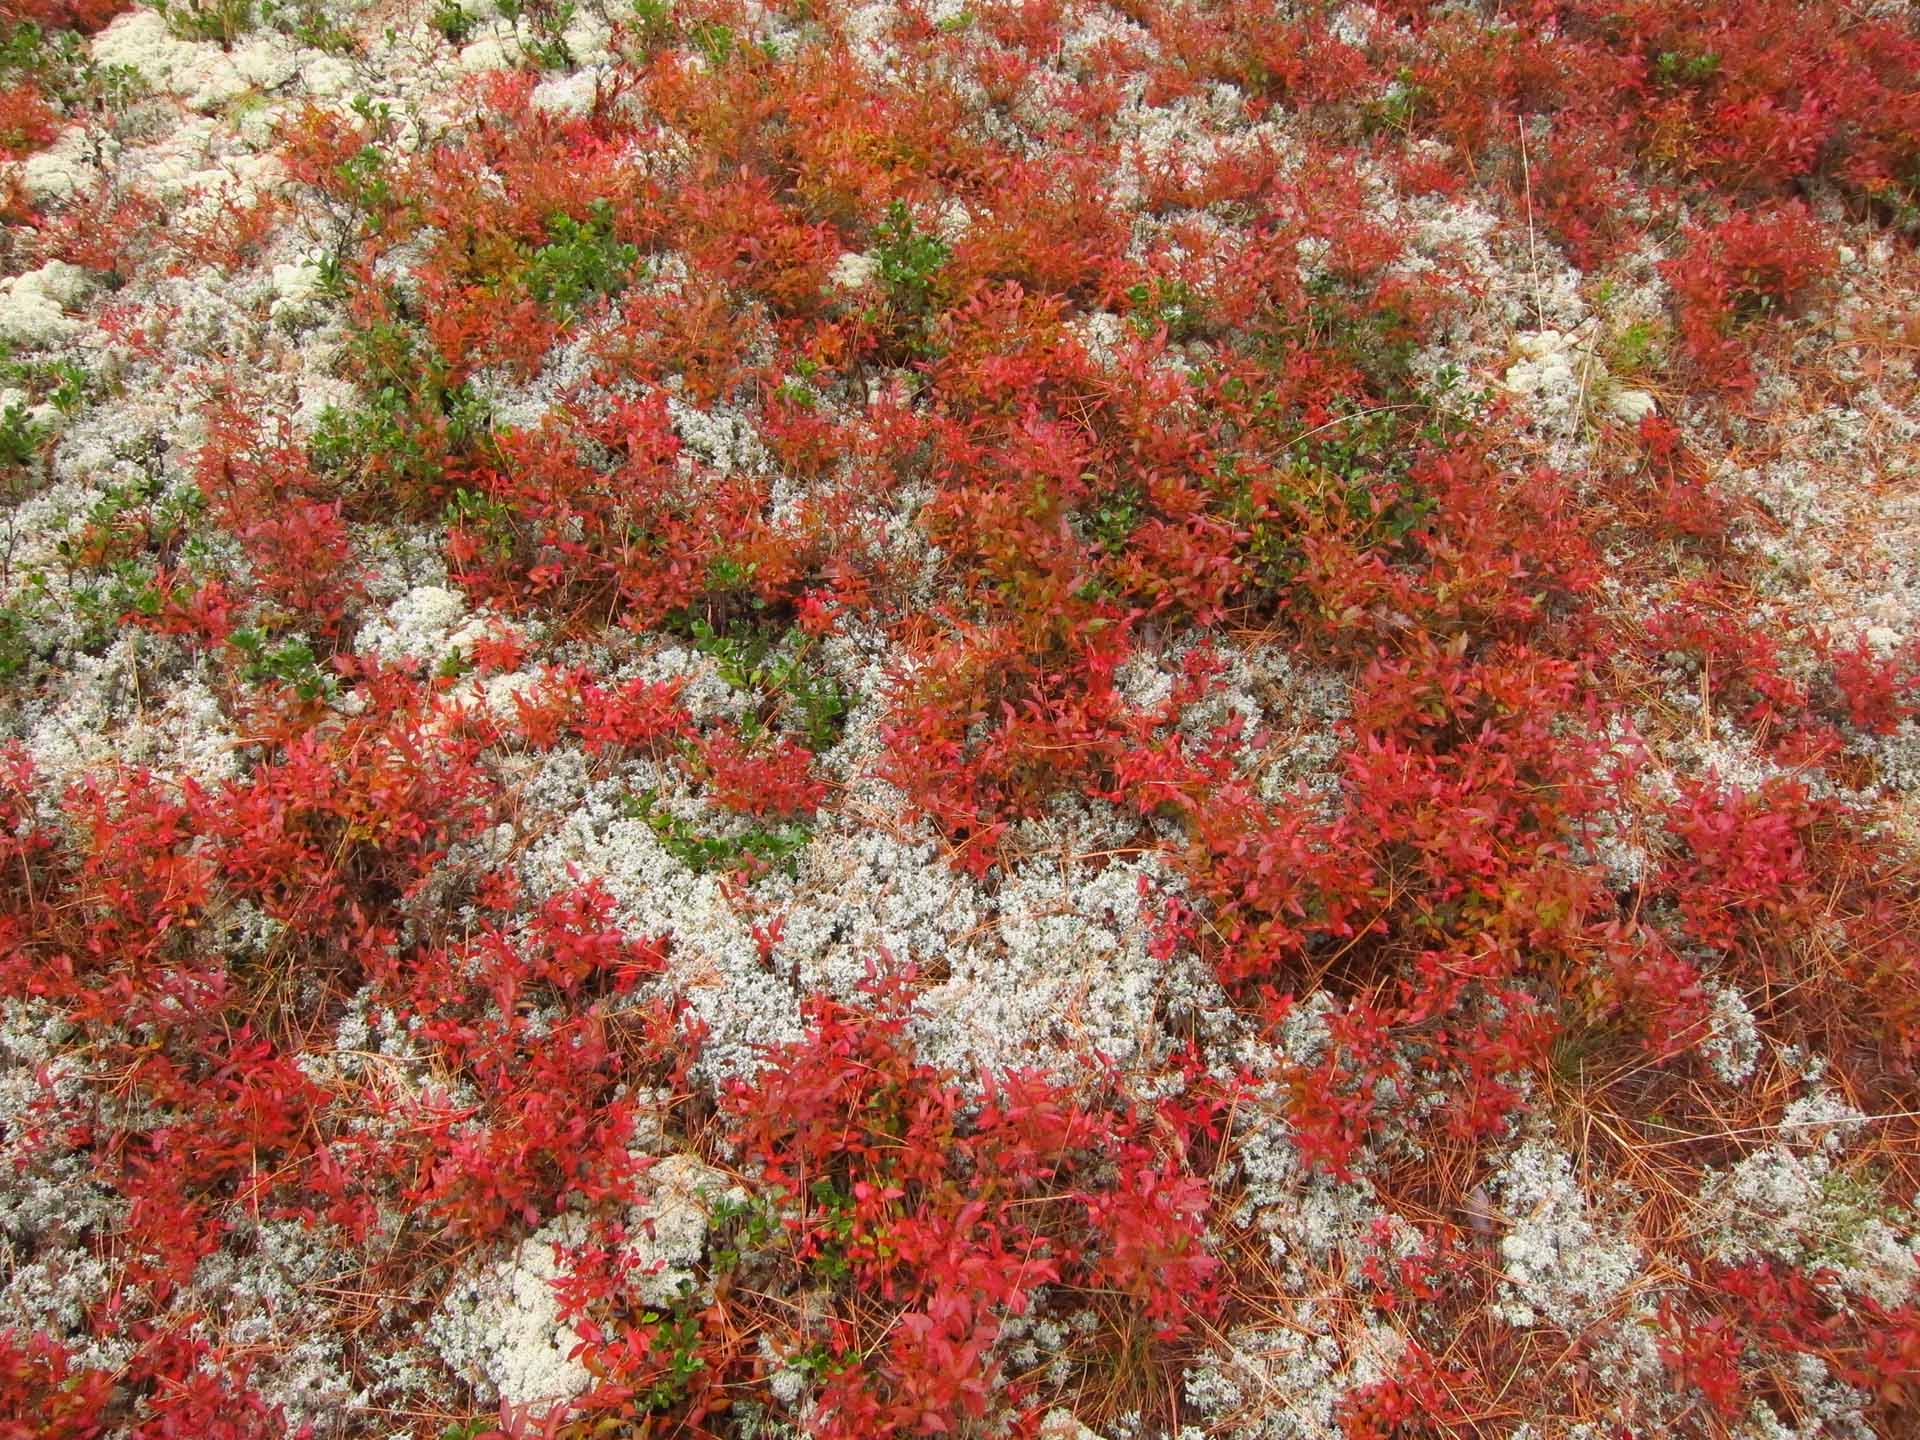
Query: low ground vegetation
[{"left": 0, "top": 0, "right": 1919, "bottom": 1436}]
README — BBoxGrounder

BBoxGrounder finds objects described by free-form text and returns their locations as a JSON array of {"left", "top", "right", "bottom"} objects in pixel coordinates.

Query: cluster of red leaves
[
  {"left": 458, "top": 665, "right": 834, "bottom": 825},
  {"left": 879, "top": 614, "right": 1239, "bottom": 876},
  {"left": 1700, "top": 1259, "right": 1920, "bottom": 1413},
  {"left": 708, "top": 982, "right": 1221, "bottom": 1438},
  {"left": 0, "top": 81, "right": 54, "bottom": 161},
  {"left": 1825, "top": 631, "right": 1920, "bottom": 736},
  {"left": 0, "top": 1331, "right": 114, "bottom": 1440},
  {"left": 0, "top": 0, "right": 123, "bottom": 224},
  {"left": 0, "top": 656, "right": 708, "bottom": 1417},
  {"left": 379, "top": 877, "right": 687, "bottom": 1242},
  {"left": 446, "top": 394, "right": 834, "bottom": 633},
  {"left": 193, "top": 398, "right": 363, "bottom": 641},
  {"left": 1366, "top": 0, "right": 1920, "bottom": 226},
  {"left": 689, "top": 729, "right": 828, "bottom": 817},
  {"left": 1660, "top": 202, "right": 1836, "bottom": 392},
  {"left": 0, "top": 660, "right": 489, "bottom": 1418},
  {"left": 497, "top": 981, "right": 1224, "bottom": 1439},
  {"left": 0, "top": 0, "right": 124, "bottom": 31},
  {"left": 0, "top": 1326, "right": 313, "bottom": 1440},
  {"left": 1333, "top": 1342, "right": 1479, "bottom": 1440},
  {"left": 1115, "top": 0, "right": 1919, "bottom": 372}
]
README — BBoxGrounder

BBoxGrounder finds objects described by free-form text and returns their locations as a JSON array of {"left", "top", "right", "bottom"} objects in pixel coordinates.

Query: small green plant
[
  {"left": 429, "top": 0, "right": 474, "bottom": 44},
  {"left": 702, "top": 554, "right": 759, "bottom": 598},
  {"left": 0, "top": 402, "right": 46, "bottom": 473},
  {"left": 259, "top": 0, "right": 355, "bottom": 50},
  {"left": 1363, "top": 67, "right": 1425, "bottom": 137},
  {"left": 632, "top": 1303, "right": 709, "bottom": 1411},
  {"left": 1207, "top": 371, "right": 1481, "bottom": 597},
  {"left": 865, "top": 201, "right": 953, "bottom": 361},
  {"left": 1297, "top": 273, "right": 1423, "bottom": 400},
  {"left": 0, "top": 352, "right": 88, "bottom": 444},
  {"left": 309, "top": 391, "right": 428, "bottom": 483},
  {"left": 689, "top": 616, "right": 780, "bottom": 692},
  {"left": 152, "top": 0, "right": 256, "bottom": 46},
  {"left": 1124, "top": 276, "right": 1207, "bottom": 341},
  {"left": 1411, "top": 363, "right": 1492, "bottom": 449},
  {"left": 443, "top": 487, "right": 519, "bottom": 564},
  {"left": 624, "top": 789, "right": 813, "bottom": 876},
  {"left": 687, "top": 19, "right": 734, "bottom": 67},
  {"left": 708, "top": 1190, "right": 780, "bottom": 1273},
  {"left": 151, "top": 481, "right": 206, "bottom": 549},
  {"left": 39, "top": 362, "right": 90, "bottom": 417},
  {"left": 773, "top": 376, "right": 817, "bottom": 410},
  {"left": 1087, "top": 482, "right": 1142, "bottom": 553},
  {"left": 1653, "top": 49, "right": 1721, "bottom": 89},
  {"left": 229, "top": 628, "right": 336, "bottom": 702},
  {"left": 0, "top": 597, "right": 38, "bottom": 682},
  {"left": 629, "top": 0, "right": 677, "bottom": 49},
  {"left": 779, "top": 1341, "right": 849, "bottom": 1385},
  {"left": 523, "top": 201, "right": 641, "bottom": 316},
  {"left": 71, "top": 561, "right": 162, "bottom": 651},
  {"left": 873, "top": 201, "right": 950, "bottom": 315},
  {"left": 523, "top": 8, "right": 575, "bottom": 69},
  {"left": 801, "top": 1176, "right": 856, "bottom": 1282},
  {"left": 688, "top": 617, "right": 852, "bottom": 752},
  {"left": 0, "top": 22, "right": 48, "bottom": 79},
  {"left": 1606, "top": 318, "right": 1663, "bottom": 377},
  {"left": 785, "top": 670, "right": 850, "bottom": 752},
  {"left": 318, "top": 97, "right": 408, "bottom": 239},
  {"left": 51, "top": 472, "right": 195, "bottom": 577},
  {"left": 0, "top": 21, "right": 143, "bottom": 113},
  {"left": 309, "top": 364, "right": 490, "bottom": 506},
  {"left": 1809, "top": 1167, "right": 1901, "bottom": 1267},
  {"left": 335, "top": 140, "right": 396, "bottom": 230}
]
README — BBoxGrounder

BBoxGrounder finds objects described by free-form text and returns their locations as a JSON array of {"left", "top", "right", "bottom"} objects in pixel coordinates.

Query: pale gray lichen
[
  {"left": 1699, "top": 982, "right": 1762, "bottom": 1085},
  {"left": 1691, "top": 1087, "right": 1919, "bottom": 1307},
  {"left": 628, "top": 1153, "right": 737, "bottom": 1307},
  {"left": 1489, "top": 1139, "right": 1642, "bottom": 1329},
  {"left": 427, "top": 1213, "right": 595, "bottom": 1409},
  {"left": 1178, "top": 1315, "right": 1405, "bottom": 1440}
]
